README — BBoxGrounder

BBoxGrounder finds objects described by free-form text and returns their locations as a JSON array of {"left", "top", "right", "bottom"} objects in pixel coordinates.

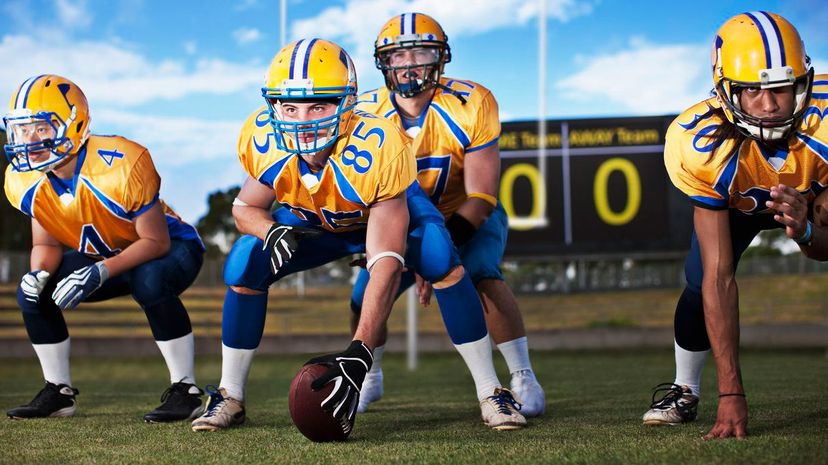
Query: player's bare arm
[
  {"left": 30, "top": 218, "right": 63, "bottom": 274},
  {"left": 232, "top": 176, "right": 278, "bottom": 240},
  {"left": 354, "top": 193, "right": 408, "bottom": 349},
  {"left": 99, "top": 203, "right": 170, "bottom": 278},
  {"left": 694, "top": 206, "right": 747, "bottom": 440},
  {"left": 456, "top": 143, "right": 500, "bottom": 228}
]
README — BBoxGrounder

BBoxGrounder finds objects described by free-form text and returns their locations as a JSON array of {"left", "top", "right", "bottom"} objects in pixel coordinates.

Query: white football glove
[
  {"left": 20, "top": 270, "right": 51, "bottom": 303},
  {"left": 52, "top": 262, "right": 109, "bottom": 310}
]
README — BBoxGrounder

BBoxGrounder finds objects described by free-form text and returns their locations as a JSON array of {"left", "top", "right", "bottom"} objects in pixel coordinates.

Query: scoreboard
[{"left": 498, "top": 115, "right": 693, "bottom": 257}]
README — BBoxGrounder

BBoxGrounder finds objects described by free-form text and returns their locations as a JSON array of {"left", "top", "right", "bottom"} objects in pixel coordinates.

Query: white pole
[
  {"left": 406, "top": 287, "right": 418, "bottom": 371},
  {"left": 537, "top": 0, "right": 548, "bottom": 224}
]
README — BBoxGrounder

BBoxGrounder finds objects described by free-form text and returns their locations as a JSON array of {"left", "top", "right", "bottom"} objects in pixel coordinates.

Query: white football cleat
[
  {"left": 642, "top": 383, "right": 699, "bottom": 426},
  {"left": 357, "top": 369, "right": 383, "bottom": 413},
  {"left": 510, "top": 370, "right": 546, "bottom": 417},
  {"left": 480, "top": 387, "right": 526, "bottom": 430}
]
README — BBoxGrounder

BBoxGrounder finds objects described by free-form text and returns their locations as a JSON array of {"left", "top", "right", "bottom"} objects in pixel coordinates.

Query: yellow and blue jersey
[
  {"left": 357, "top": 76, "right": 500, "bottom": 217},
  {"left": 4, "top": 135, "right": 203, "bottom": 258},
  {"left": 665, "top": 74, "right": 828, "bottom": 213},
  {"left": 237, "top": 106, "right": 416, "bottom": 232}
]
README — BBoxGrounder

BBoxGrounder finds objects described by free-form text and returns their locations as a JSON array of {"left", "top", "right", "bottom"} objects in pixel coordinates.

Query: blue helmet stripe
[
  {"left": 745, "top": 12, "right": 771, "bottom": 68},
  {"left": 302, "top": 38, "right": 318, "bottom": 79},
  {"left": 400, "top": 13, "right": 406, "bottom": 35},
  {"left": 289, "top": 39, "right": 304, "bottom": 80},
  {"left": 411, "top": 13, "right": 417, "bottom": 33},
  {"left": 17, "top": 74, "right": 46, "bottom": 109},
  {"left": 760, "top": 11, "right": 786, "bottom": 66}
]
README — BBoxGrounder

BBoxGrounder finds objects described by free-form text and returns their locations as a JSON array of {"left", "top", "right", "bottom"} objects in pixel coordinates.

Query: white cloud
[
  {"left": 55, "top": 0, "right": 92, "bottom": 29},
  {"left": 92, "top": 109, "right": 248, "bottom": 223},
  {"left": 555, "top": 39, "right": 710, "bottom": 115},
  {"left": 0, "top": 34, "right": 266, "bottom": 107},
  {"left": 291, "top": 0, "right": 592, "bottom": 94},
  {"left": 233, "top": 27, "right": 263, "bottom": 45},
  {"left": 184, "top": 40, "right": 197, "bottom": 55},
  {"left": 94, "top": 109, "right": 242, "bottom": 167}
]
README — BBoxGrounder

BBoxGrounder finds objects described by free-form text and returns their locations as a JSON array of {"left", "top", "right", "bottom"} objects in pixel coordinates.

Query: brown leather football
[{"left": 288, "top": 363, "right": 353, "bottom": 442}]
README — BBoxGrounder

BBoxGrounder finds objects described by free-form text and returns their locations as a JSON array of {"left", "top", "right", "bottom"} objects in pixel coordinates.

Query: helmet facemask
[
  {"left": 376, "top": 45, "right": 449, "bottom": 97},
  {"left": 3, "top": 107, "right": 77, "bottom": 172},
  {"left": 716, "top": 66, "right": 814, "bottom": 142},
  {"left": 262, "top": 82, "right": 357, "bottom": 156}
]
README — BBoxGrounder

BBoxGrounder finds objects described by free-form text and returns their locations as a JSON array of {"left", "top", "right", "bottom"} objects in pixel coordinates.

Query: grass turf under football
[{"left": 1, "top": 348, "right": 826, "bottom": 464}]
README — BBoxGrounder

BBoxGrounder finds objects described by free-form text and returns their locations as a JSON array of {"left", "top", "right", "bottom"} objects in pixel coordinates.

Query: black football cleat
[
  {"left": 144, "top": 381, "right": 204, "bottom": 423},
  {"left": 7, "top": 381, "right": 79, "bottom": 419}
]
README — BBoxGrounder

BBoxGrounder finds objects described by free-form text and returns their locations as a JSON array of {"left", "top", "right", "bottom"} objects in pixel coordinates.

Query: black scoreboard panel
[{"left": 498, "top": 115, "right": 693, "bottom": 257}]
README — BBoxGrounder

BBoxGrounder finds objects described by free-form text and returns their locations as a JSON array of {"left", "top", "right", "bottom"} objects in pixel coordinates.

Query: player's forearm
[
  {"left": 353, "top": 259, "right": 401, "bottom": 349},
  {"left": 103, "top": 236, "right": 170, "bottom": 277},
  {"left": 702, "top": 273, "right": 744, "bottom": 393},
  {"left": 454, "top": 197, "right": 495, "bottom": 228},
  {"left": 30, "top": 244, "right": 63, "bottom": 274},
  {"left": 232, "top": 205, "right": 276, "bottom": 240}
]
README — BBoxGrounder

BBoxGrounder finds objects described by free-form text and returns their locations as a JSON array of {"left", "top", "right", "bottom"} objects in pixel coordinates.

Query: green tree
[
  {"left": 195, "top": 185, "right": 241, "bottom": 257},
  {"left": 0, "top": 129, "right": 33, "bottom": 251}
]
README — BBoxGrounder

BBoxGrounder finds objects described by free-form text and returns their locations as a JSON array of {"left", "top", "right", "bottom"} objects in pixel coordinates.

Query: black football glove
[
  {"left": 305, "top": 340, "right": 373, "bottom": 422},
  {"left": 263, "top": 222, "right": 322, "bottom": 275}
]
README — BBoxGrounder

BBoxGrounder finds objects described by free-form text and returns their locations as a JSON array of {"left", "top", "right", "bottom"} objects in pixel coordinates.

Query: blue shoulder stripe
[
  {"left": 430, "top": 102, "right": 471, "bottom": 148},
  {"left": 258, "top": 154, "right": 293, "bottom": 187},
  {"left": 80, "top": 177, "right": 131, "bottom": 221},
  {"left": 329, "top": 159, "right": 367, "bottom": 206},
  {"left": 20, "top": 177, "right": 44, "bottom": 217},
  {"left": 690, "top": 195, "right": 728, "bottom": 209},
  {"left": 797, "top": 133, "right": 828, "bottom": 164},
  {"left": 712, "top": 152, "right": 740, "bottom": 200},
  {"left": 130, "top": 194, "right": 160, "bottom": 218},
  {"left": 466, "top": 136, "right": 499, "bottom": 153}
]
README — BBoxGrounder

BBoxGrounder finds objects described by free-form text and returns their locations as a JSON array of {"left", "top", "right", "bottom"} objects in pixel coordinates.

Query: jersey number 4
[{"left": 79, "top": 224, "right": 120, "bottom": 258}]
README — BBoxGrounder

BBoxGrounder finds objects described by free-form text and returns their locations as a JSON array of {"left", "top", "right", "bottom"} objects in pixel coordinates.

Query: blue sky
[{"left": 2, "top": 0, "right": 826, "bottom": 223}]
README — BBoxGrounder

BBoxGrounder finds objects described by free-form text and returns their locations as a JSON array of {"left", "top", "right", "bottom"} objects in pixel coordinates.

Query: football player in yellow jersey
[
  {"left": 642, "top": 12, "right": 828, "bottom": 439},
  {"left": 191, "top": 38, "right": 525, "bottom": 433},
  {"left": 3, "top": 75, "right": 206, "bottom": 422},
  {"left": 350, "top": 13, "right": 545, "bottom": 417}
]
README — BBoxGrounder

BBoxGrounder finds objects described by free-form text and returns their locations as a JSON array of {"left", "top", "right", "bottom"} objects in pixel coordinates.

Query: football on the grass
[{"left": 288, "top": 363, "right": 353, "bottom": 442}]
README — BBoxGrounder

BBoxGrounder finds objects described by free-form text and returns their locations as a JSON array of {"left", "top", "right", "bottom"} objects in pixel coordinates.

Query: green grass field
[{"left": 1, "top": 349, "right": 826, "bottom": 465}]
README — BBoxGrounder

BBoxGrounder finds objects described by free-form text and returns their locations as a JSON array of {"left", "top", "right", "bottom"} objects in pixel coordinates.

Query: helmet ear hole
[{"left": 76, "top": 121, "right": 84, "bottom": 133}]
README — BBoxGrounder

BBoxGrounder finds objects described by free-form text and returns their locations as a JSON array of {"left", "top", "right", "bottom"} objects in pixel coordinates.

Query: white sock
[
  {"left": 219, "top": 344, "right": 256, "bottom": 401},
  {"left": 32, "top": 338, "right": 72, "bottom": 386},
  {"left": 497, "top": 336, "right": 533, "bottom": 375},
  {"left": 368, "top": 344, "right": 385, "bottom": 376},
  {"left": 155, "top": 333, "right": 196, "bottom": 385},
  {"left": 454, "top": 334, "right": 501, "bottom": 401},
  {"left": 673, "top": 340, "right": 709, "bottom": 397}
]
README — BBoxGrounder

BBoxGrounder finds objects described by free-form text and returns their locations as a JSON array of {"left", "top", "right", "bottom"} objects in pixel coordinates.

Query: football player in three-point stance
[
  {"left": 643, "top": 12, "right": 828, "bottom": 439},
  {"left": 3, "top": 75, "right": 206, "bottom": 422},
  {"left": 350, "top": 13, "right": 546, "bottom": 418},
  {"left": 191, "top": 38, "right": 524, "bottom": 433}
]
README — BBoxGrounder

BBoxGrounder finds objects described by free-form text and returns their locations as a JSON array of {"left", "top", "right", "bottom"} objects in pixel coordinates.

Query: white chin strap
[{"left": 736, "top": 121, "right": 789, "bottom": 141}]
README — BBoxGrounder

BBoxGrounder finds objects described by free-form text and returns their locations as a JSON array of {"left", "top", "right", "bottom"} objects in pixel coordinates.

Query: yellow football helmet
[
  {"left": 262, "top": 38, "right": 357, "bottom": 155},
  {"left": 4, "top": 74, "right": 91, "bottom": 172},
  {"left": 712, "top": 11, "right": 813, "bottom": 141},
  {"left": 374, "top": 12, "right": 451, "bottom": 98}
]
